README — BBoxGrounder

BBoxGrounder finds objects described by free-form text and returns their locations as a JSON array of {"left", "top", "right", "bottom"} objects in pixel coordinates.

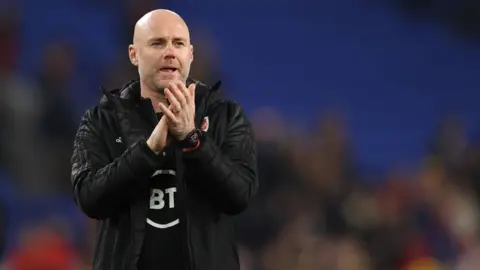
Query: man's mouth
[{"left": 159, "top": 67, "right": 178, "bottom": 73}]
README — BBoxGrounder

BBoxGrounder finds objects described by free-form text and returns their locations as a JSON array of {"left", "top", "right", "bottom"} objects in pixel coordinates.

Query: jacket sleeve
[
  {"left": 182, "top": 103, "right": 258, "bottom": 215},
  {"left": 71, "top": 108, "right": 164, "bottom": 220}
]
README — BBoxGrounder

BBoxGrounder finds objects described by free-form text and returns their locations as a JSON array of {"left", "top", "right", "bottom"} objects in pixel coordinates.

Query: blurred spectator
[
  {"left": 35, "top": 40, "right": 78, "bottom": 194},
  {"left": 0, "top": 10, "right": 45, "bottom": 196},
  {"left": 3, "top": 224, "right": 78, "bottom": 270}
]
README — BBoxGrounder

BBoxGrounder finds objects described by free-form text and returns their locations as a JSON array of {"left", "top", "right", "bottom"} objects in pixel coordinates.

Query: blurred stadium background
[{"left": 1, "top": 0, "right": 480, "bottom": 269}]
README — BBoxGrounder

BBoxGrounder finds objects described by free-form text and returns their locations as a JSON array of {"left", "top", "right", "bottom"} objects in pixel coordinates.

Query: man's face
[{"left": 130, "top": 20, "right": 193, "bottom": 92}]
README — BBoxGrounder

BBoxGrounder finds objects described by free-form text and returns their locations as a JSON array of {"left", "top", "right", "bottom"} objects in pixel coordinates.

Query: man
[{"left": 71, "top": 9, "right": 258, "bottom": 270}]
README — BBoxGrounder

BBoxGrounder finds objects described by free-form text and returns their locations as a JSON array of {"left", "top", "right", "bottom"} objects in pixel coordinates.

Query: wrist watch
[{"left": 179, "top": 129, "right": 202, "bottom": 151}]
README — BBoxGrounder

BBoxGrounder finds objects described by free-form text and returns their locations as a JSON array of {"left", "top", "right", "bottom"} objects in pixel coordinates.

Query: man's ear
[{"left": 128, "top": 44, "right": 138, "bottom": 66}]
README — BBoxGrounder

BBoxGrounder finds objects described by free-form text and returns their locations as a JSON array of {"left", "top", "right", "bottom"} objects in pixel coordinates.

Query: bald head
[
  {"left": 128, "top": 9, "right": 194, "bottom": 95},
  {"left": 133, "top": 9, "right": 190, "bottom": 45}
]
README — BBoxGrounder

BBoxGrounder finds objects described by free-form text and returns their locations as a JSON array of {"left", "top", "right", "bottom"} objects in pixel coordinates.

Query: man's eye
[
  {"left": 151, "top": 41, "right": 165, "bottom": 46},
  {"left": 175, "top": 42, "right": 185, "bottom": 46}
]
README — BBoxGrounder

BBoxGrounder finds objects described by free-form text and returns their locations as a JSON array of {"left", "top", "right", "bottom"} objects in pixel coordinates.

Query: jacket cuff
[{"left": 181, "top": 133, "right": 216, "bottom": 163}]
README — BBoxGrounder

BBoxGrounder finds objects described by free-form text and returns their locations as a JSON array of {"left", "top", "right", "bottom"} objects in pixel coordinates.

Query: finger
[
  {"left": 187, "top": 83, "right": 196, "bottom": 106},
  {"left": 157, "top": 115, "right": 168, "bottom": 133},
  {"left": 154, "top": 114, "right": 164, "bottom": 128},
  {"left": 158, "top": 102, "right": 177, "bottom": 121},
  {"left": 169, "top": 82, "right": 187, "bottom": 108},
  {"left": 164, "top": 88, "right": 181, "bottom": 112},
  {"left": 151, "top": 115, "right": 166, "bottom": 138},
  {"left": 159, "top": 114, "right": 167, "bottom": 126},
  {"left": 177, "top": 81, "right": 192, "bottom": 103}
]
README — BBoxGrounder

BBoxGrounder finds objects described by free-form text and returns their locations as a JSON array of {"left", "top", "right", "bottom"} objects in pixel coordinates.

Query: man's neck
[{"left": 140, "top": 81, "right": 167, "bottom": 113}]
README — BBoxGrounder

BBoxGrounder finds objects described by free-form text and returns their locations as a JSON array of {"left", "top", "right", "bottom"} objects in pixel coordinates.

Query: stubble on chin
[{"left": 152, "top": 79, "right": 169, "bottom": 95}]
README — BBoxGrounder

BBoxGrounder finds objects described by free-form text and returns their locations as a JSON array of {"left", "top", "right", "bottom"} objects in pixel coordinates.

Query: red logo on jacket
[{"left": 200, "top": 117, "right": 209, "bottom": 132}]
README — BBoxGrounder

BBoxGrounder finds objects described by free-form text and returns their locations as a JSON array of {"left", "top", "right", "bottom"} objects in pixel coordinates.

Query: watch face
[
  {"left": 191, "top": 132, "right": 199, "bottom": 141},
  {"left": 181, "top": 130, "right": 200, "bottom": 149}
]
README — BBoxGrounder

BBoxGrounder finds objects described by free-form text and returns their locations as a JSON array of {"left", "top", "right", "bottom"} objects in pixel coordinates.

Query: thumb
[
  {"left": 159, "top": 115, "right": 168, "bottom": 127},
  {"left": 159, "top": 116, "right": 173, "bottom": 144},
  {"left": 152, "top": 115, "right": 166, "bottom": 133},
  {"left": 158, "top": 116, "right": 169, "bottom": 139}
]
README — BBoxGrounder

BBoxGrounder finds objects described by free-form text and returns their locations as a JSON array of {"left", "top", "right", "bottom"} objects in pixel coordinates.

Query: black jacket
[{"left": 71, "top": 79, "right": 258, "bottom": 270}]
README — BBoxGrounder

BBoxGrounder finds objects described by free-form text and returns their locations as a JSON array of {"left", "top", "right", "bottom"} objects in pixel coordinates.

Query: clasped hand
[
  {"left": 146, "top": 81, "right": 196, "bottom": 153},
  {"left": 158, "top": 81, "right": 196, "bottom": 141}
]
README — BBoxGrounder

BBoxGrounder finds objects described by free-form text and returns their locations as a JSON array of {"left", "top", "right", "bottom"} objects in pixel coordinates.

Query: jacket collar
[
  {"left": 114, "top": 77, "right": 217, "bottom": 106},
  {"left": 101, "top": 78, "right": 222, "bottom": 128}
]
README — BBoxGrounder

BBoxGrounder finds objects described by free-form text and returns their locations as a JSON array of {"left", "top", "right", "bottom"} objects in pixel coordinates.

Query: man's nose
[{"left": 164, "top": 44, "right": 175, "bottom": 59}]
